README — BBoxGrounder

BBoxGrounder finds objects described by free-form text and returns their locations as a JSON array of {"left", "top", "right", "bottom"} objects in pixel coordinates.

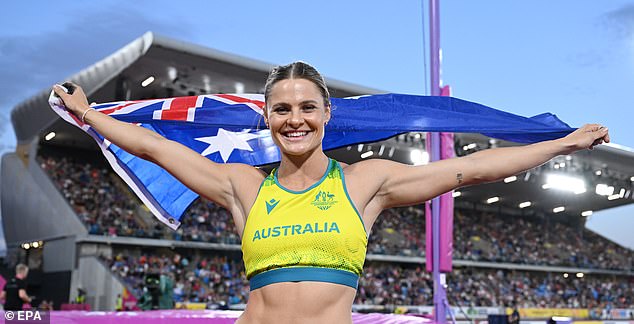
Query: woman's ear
[
  {"left": 263, "top": 109, "right": 269, "bottom": 128},
  {"left": 324, "top": 104, "right": 331, "bottom": 125}
]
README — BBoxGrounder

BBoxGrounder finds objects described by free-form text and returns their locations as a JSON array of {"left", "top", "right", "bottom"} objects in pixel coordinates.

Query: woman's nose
[{"left": 288, "top": 110, "right": 304, "bottom": 126}]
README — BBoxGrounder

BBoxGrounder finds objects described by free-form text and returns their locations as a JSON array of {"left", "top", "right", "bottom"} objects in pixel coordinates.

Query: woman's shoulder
[{"left": 340, "top": 158, "right": 394, "bottom": 174}]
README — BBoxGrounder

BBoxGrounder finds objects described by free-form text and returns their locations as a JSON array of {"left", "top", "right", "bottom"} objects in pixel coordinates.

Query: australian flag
[{"left": 49, "top": 93, "right": 573, "bottom": 229}]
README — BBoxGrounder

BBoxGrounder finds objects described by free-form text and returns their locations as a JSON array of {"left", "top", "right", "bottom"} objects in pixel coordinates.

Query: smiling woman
[{"left": 52, "top": 61, "right": 610, "bottom": 324}]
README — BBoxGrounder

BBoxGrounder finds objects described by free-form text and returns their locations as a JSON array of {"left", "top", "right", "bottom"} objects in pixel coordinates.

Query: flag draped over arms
[{"left": 49, "top": 93, "right": 573, "bottom": 229}]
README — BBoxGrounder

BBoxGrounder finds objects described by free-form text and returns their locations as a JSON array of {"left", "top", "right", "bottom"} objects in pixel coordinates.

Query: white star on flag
[{"left": 195, "top": 128, "right": 262, "bottom": 162}]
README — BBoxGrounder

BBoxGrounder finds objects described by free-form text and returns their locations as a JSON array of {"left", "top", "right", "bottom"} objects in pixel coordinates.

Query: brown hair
[{"left": 264, "top": 61, "right": 331, "bottom": 108}]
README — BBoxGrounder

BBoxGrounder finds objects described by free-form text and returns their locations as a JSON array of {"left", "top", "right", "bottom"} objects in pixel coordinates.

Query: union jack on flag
[{"left": 49, "top": 92, "right": 573, "bottom": 229}]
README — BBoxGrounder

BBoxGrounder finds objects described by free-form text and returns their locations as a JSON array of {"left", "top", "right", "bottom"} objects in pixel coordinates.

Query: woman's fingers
[{"left": 52, "top": 84, "right": 69, "bottom": 99}]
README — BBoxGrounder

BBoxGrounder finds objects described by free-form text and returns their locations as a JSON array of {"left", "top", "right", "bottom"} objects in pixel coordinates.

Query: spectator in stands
[
  {"left": 1, "top": 264, "right": 32, "bottom": 311},
  {"left": 55, "top": 61, "right": 610, "bottom": 322}
]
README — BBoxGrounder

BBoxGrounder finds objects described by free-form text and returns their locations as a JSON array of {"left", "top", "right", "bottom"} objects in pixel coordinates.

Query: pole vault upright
[{"left": 428, "top": 0, "right": 451, "bottom": 322}]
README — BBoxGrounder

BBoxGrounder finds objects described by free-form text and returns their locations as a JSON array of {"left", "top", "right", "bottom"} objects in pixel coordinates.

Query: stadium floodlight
[
  {"left": 595, "top": 184, "right": 614, "bottom": 196},
  {"left": 607, "top": 194, "right": 620, "bottom": 201},
  {"left": 22, "top": 243, "right": 30, "bottom": 250},
  {"left": 595, "top": 170, "right": 602, "bottom": 176},
  {"left": 360, "top": 151, "right": 373, "bottom": 159},
  {"left": 518, "top": 201, "right": 531, "bottom": 208},
  {"left": 559, "top": 162, "right": 566, "bottom": 168},
  {"left": 486, "top": 197, "right": 499, "bottom": 204},
  {"left": 576, "top": 272, "right": 584, "bottom": 278},
  {"left": 581, "top": 210, "right": 593, "bottom": 217},
  {"left": 619, "top": 188, "right": 626, "bottom": 198},
  {"left": 565, "top": 155, "right": 572, "bottom": 161},
  {"left": 45, "top": 132, "right": 56, "bottom": 141},
  {"left": 504, "top": 176, "right": 517, "bottom": 183},
  {"left": 32, "top": 241, "right": 39, "bottom": 248},
  {"left": 542, "top": 184, "right": 551, "bottom": 190},
  {"left": 410, "top": 149, "right": 429, "bottom": 166},
  {"left": 452, "top": 191, "right": 462, "bottom": 198},
  {"left": 141, "top": 76, "right": 155, "bottom": 87},
  {"left": 563, "top": 273, "right": 569, "bottom": 278},
  {"left": 462, "top": 143, "right": 477, "bottom": 151},
  {"left": 378, "top": 145, "right": 385, "bottom": 156},
  {"left": 553, "top": 206, "right": 565, "bottom": 213},
  {"left": 631, "top": 176, "right": 634, "bottom": 182},
  {"left": 544, "top": 174, "right": 586, "bottom": 194}
]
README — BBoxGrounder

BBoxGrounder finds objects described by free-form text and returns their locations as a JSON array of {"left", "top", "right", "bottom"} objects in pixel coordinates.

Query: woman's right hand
[{"left": 52, "top": 83, "right": 91, "bottom": 117}]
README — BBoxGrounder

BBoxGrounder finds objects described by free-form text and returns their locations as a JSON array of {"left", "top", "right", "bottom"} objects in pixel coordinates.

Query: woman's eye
[
  {"left": 274, "top": 107, "right": 290, "bottom": 114},
  {"left": 303, "top": 105, "right": 317, "bottom": 111}
]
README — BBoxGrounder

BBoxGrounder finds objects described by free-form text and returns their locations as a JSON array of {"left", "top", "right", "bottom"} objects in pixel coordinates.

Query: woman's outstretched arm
[
  {"left": 349, "top": 124, "right": 610, "bottom": 211},
  {"left": 52, "top": 84, "right": 264, "bottom": 228}
]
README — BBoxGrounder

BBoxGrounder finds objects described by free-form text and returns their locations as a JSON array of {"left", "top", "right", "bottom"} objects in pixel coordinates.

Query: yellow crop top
[{"left": 242, "top": 159, "right": 368, "bottom": 290}]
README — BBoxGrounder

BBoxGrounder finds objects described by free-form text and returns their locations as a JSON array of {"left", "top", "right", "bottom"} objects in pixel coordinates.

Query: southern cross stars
[{"left": 195, "top": 128, "right": 260, "bottom": 162}]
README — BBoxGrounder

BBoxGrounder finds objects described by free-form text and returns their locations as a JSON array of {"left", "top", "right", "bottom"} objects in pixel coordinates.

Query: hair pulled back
[{"left": 264, "top": 61, "right": 331, "bottom": 108}]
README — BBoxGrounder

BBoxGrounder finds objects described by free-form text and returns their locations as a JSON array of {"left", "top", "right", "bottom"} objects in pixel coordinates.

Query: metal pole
[{"left": 429, "top": 0, "right": 448, "bottom": 322}]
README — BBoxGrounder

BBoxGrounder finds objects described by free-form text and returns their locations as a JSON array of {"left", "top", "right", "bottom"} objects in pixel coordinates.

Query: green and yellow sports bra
[{"left": 242, "top": 159, "right": 368, "bottom": 290}]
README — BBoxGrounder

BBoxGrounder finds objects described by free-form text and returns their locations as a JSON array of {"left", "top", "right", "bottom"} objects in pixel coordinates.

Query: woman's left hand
[{"left": 559, "top": 124, "right": 610, "bottom": 154}]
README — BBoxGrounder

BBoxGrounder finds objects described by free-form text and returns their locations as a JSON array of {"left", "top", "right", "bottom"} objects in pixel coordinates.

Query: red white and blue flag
[{"left": 49, "top": 93, "right": 573, "bottom": 229}]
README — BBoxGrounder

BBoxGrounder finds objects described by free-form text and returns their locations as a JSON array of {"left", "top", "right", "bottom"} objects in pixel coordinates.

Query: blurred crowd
[
  {"left": 39, "top": 152, "right": 633, "bottom": 271},
  {"left": 104, "top": 252, "right": 634, "bottom": 309},
  {"left": 105, "top": 253, "right": 248, "bottom": 308}
]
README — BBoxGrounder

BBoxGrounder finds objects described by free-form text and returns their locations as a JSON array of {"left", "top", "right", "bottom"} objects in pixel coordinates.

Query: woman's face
[{"left": 265, "top": 78, "right": 330, "bottom": 157}]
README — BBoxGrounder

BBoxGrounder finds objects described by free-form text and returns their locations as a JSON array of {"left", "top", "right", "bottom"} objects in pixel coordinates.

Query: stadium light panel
[
  {"left": 504, "top": 176, "right": 517, "bottom": 183},
  {"left": 619, "top": 188, "right": 626, "bottom": 198},
  {"left": 581, "top": 210, "right": 593, "bottom": 217},
  {"left": 141, "top": 76, "right": 155, "bottom": 87},
  {"left": 462, "top": 143, "right": 477, "bottom": 151},
  {"left": 32, "top": 241, "right": 39, "bottom": 248},
  {"left": 576, "top": 272, "right": 584, "bottom": 278},
  {"left": 553, "top": 206, "right": 565, "bottom": 213},
  {"left": 452, "top": 191, "right": 461, "bottom": 198},
  {"left": 360, "top": 151, "right": 373, "bottom": 159},
  {"left": 518, "top": 201, "right": 531, "bottom": 208},
  {"left": 607, "top": 194, "right": 620, "bottom": 201},
  {"left": 595, "top": 184, "right": 614, "bottom": 196},
  {"left": 630, "top": 176, "right": 634, "bottom": 182},
  {"left": 565, "top": 155, "right": 572, "bottom": 161},
  {"left": 595, "top": 170, "right": 602, "bottom": 176},
  {"left": 22, "top": 243, "right": 30, "bottom": 250},
  {"left": 45, "top": 132, "right": 55, "bottom": 141},
  {"left": 410, "top": 149, "right": 429, "bottom": 166},
  {"left": 563, "top": 273, "right": 569, "bottom": 278},
  {"left": 486, "top": 197, "right": 499, "bottom": 204},
  {"left": 544, "top": 174, "right": 586, "bottom": 194}
]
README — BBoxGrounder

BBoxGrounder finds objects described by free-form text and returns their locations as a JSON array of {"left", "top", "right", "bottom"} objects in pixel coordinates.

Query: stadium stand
[
  {"left": 38, "top": 147, "right": 634, "bottom": 272},
  {"left": 102, "top": 251, "right": 634, "bottom": 309}
]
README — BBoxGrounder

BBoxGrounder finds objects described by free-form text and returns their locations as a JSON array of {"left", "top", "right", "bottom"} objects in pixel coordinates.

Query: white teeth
[{"left": 286, "top": 131, "right": 307, "bottom": 137}]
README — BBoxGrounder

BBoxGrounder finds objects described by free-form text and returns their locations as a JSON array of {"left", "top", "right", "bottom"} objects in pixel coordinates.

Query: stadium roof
[
  {"left": 11, "top": 31, "right": 382, "bottom": 146},
  {"left": 9, "top": 32, "right": 634, "bottom": 219}
]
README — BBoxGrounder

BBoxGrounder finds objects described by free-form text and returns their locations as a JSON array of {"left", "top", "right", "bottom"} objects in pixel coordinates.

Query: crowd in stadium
[
  {"left": 39, "top": 151, "right": 633, "bottom": 272},
  {"left": 104, "top": 252, "right": 634, "bottom": 309}
]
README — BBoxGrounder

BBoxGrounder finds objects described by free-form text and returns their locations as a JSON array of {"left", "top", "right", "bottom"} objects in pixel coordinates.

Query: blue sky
[{"left": 1, "top": 0, "right": 633, "bottom": 250}]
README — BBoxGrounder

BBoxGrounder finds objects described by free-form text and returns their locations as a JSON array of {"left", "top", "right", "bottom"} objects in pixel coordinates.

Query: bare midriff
[{"left": 235, "top": 281, "right": 356, "bottom": 324}]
